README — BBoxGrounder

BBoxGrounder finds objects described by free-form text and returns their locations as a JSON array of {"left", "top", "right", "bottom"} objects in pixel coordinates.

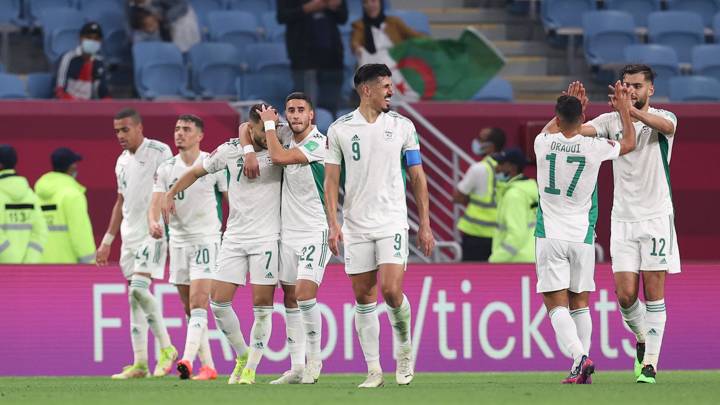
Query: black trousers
[{"left": 461, "top": 233, "right": 493, "bottom": 262}]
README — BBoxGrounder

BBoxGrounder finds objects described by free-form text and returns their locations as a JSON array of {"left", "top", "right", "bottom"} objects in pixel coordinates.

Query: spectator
[
  {"left": 34, "top": 148, "right": 96, "bottom": 264},
  {"left": 131, "top": 0, "right": 201, "bottom": 52},
  {"left": 278, "top": 0, "right": 348, "bottom": 115},
  {"left": 488, "top": 148, "right": 538, "bottom": 263},
  {"left": 55, "top": 22, "right": 110, "bottom": 100},
  {"left": 453, "top": 127, "right": 506, "bottom": 261},
  {"left": 351, "top": 0, "right": 423, "bottom": 63},
  {"left": 0, "top": 145, "right": 48, "bottom": 264},
  {"left": 130, "top": 6, "right": 164, "bottom": 43}
]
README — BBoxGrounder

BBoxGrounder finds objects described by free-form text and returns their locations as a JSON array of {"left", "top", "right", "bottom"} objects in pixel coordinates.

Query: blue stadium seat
[
  {"left": 715, "top": 12, "right": 720, "bottom": 42},
  {"left": 471, "top": 78, "right": 514, "bottom": 102},
  {"left": 39, "top": 7, "right": 85, "bottom": 65},
  {"left": 26, "top": 72, "right": 54, "bottom": 98},
  {"left": 648, "top": 11, "right": 705, "bottom": 64},
  {"left": 666, "top": 0, "right": 720, "bottom": 27},
  {"left": 78, "top": 0, "right": 124, "bottom": 21},
  {"left": 692, "top": 45, "right": 720, "bottom": 82},
  {"left": 188, "top": 42, "right": 242, "bottom": 99},
  {"left": 132, "top": 42, "right": 194, "bottom": 99},
  {"left": 0, "top": 0, "right": 22, "bottom": 26},
  {"left": 386, "top": 10, "right": 430, "bottom": 35},
  {"left": 541, "top": 0, "right": 596, "bottom": 31},
  {"left": 261, "top": 11, "right": 284, "bottom": 42},
  {"left": 668, "top": 76, "right": 720, "bottom": 101},
  {"left": 583, "top": 11, "right": 637, "bottom": 66},
  {"left": 0, "top": 73, "right": 26, "bottom": 98},
  {"left": 314, "top": 108, "right": 333, "bottom": 135},
  {"left": 225, "top": 0, "right": 272, "bottom": 16},
  {"left": 190, "top": 0, "right": 224, "bottom": 36},
  {"left": 240, "top": 43, "right": 293, "bottom": 107},
  {"left": 602, "top": 0, "right": 662, "bottom": 27},
  {"left": 93, "top": 11, "right": 130, "bottom": 66},
  {"left": 623, "top": 44, "right": 680, "bottom": 97},
  {"left": 28, "top": 0, "right": 74, "bottom": 25},
  {"left": 207, "top": 11, "right": 260, "bottom": 54}
]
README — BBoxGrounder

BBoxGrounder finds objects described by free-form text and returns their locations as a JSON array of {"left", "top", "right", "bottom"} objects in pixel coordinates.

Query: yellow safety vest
[{"left": 457, "top": 156, "right": 501, "bottom": 238}]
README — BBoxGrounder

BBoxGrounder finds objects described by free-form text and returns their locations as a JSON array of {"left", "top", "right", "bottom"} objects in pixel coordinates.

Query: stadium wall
[{"left": 1, "top": 263, "right": 716, "bottom": 376}]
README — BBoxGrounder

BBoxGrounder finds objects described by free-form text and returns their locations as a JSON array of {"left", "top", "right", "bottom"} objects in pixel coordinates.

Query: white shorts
[
  {"left": 344, "top": 229, "right": 409, "bottom": 275},
  {"left": 280, "top": 230, "right": 331, "bottom": 285},
  {"left": 120, "top": 238, "right": 167, "bottom": 280},
  {"left": 214, "top": 240, "right": 279, "bottom": 286},
  {"left": 169, "top": 238, "right": 220, "bottom": 285},
  {"left": 535, "top": 238, "right": 595, "bottom": 293},
  {"left": 611, "top": 215, "right": 681, "bottom": 274}
]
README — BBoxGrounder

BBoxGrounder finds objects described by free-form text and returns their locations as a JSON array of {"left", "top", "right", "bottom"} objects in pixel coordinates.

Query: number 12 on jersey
[{"left": 544, "top": 153, "right": 586, "bottom": 197}]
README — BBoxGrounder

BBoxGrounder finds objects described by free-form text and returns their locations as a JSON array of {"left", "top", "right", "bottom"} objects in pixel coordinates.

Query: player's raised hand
[
  {"left": 614, "top": 81, "right": 632, "bottom": 113},
  {"left": 328, "top": 222, "right": 343, "bottom": 256},
  {"left": 258, "top": 104, "right": 278, "bottom": 124},
  {"left": 95, "top": 244, "right": 110, "bottom": 266},
  {"left": 161, "top": 192, "right": 176, "bottom": 225},
  {"left": 563, "top": 81, "right": 589, "bottom": 113},
  {"left": 416, "top": 224, "right": 436, "bottom": 257}
]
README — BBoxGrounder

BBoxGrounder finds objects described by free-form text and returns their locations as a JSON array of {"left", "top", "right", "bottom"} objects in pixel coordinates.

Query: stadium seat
[
  {"left": 225, "top": 0, "right": 272, "bottom": 16},
  {"left": 240, "top": 43, "right": 293, "bottom": 107},
  {"left": 314, "top": 108, "right": 333, "bottom": 135},
  {"left": 666, "top": 0, "right": 720, "bottom": 27},
  {"left": 692, "top": 45, "right": 720, "bottom": 82},
  {"left": 0, "top": 73, "right": 26, "bottom": 98},
  {"left": 26, "top": 72, "right": 54, "bottom": 98},
  {"left": 78, "top": 0, "right": 124, "bottom": 21},
  {"left": 386, "top": 10, "right": 430, "bottom": 35},
  {"left": 582, "top": 11, "right": 638, "bottom": 67},
  {"left": 715, "top": 12, "right": 720, "bottom": 42},
  {"left": 541, "top": 0, "right": 596, "bottom": 31},
  {"left": 668, "top": 75, "right": 720, "bottom": 101},
  {"left": 188, "top": 42, "right": 242, "bottom": 99},
  {"left": 132, "top": 42, "right": 194, "bottom": 99},
  {"left": 602, "top": 0, "right": 662, "bottom": 27},
  {"left": 28, "top": 0, "right": 74, "bottom": 25},
  {"left": 93, "top": 11, "right": 130, "bottom": 66},
  {"left": 207, "top": 11, "right": 260, "bottom": 54},
  {"left": 39, "top": 7, "right": 85, "bottom": 65},
  {"left": 471, "top": 77, "right": 514, "bottom": 102},
  {"left": 261, "top": 11, "right": 284, "bottom": 42},
  {"left": 0, "top": 0, "right": 22, "bottom": 25},
  {"left": 623, "top": 44, "right": 680, "bottom": 97},
  {"left": 190, "top": 0, "right": 224, "bottom": 36},
  {"left": 647, "top": 11, "right": 705, "bottom": 64}
]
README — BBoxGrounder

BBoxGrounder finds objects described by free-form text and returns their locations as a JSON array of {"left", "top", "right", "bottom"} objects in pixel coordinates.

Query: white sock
[
  {"left": 387, "top": 294, "right": 412, "bottom": 349},
  {"left": 549, "top": 306, "right": 586, "bottom": 368},
  {"left": 298, "top": 299, "right": 321, "bottom": 363},
  {"left": 129, "top": 290, "right": 149, "bottom": 365},
  {"left": 210, "top": 300, "right": 248, "bottom": 357},
  {"left": 355, "top": 302, "right": 381, "bottom": 373},
  {"left": 247, "top": 305, "right": 273, "bottom": 371},
  {"left": 285, "top": 307, "right": 306, "bottom": 370},
  {"left": 182, "top": 308, "right": 207, "bottom": 363},
  {"left": 620, "top": 299, "right": 647, "bottom": 343},
  {"left": 570, "top": 307, "right": 592, "bottom": 354},
  {"left": 644, "top": 299, "right": 666, "bottom": 369},
  {"left": 197, "top": 324, "right": 214, "bottom": 368},
  {"left": 129, "top": 275, "right": 172, "bottom": 348}
]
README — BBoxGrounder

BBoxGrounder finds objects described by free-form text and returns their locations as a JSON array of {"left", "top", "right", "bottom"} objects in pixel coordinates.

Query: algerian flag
[{"left": 359, "top": 28, "right": 506, "bottom": 101}]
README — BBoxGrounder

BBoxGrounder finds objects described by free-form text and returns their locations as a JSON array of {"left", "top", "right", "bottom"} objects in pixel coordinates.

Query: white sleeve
[
  {"left": 325, "top": 125, "right": 343, "bottom": 165},
  {"left": 152, "top": 163, "right": 169, "bottom": 193},
  {"left": 115, "top": 159, "right": 123, "bottom": 195},
  {"left": 298, "top": 135, "right": 327, "bottom": 163},
  {"left": 590, "top": 137, "right": 621, "bottom": 162},
  {"left": 214, "top": 169, "right": 228, "bottom": 192},
  {"left": 654, "top": 109, "right": 677, "bottom": 137},
  {"left": 203, "top": 143, "right": 230, "bottom": 174},
  {"left": 457, "top": 163, "right": 487, "bottom": 196},
  {"left": 402, "top": 121, "right": 421, "bottom": 153},
  {"left": 587, "top": 113, "right": 613, "bottom": 138}
]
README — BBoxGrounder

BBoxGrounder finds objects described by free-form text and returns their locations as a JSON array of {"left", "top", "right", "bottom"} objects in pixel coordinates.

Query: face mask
[
  {"left": 471, "top": 139, "right": 485, "bottom": 156},
  {"left": 496, "top": 172, "right": 509, "bottom": 182},
  {"left": 81, "top": 39, "right": 101, "bottom": 55}
]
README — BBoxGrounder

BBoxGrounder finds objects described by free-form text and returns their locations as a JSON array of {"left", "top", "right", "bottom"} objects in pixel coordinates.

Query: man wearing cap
[
  {"left": 55, "top": 21, "right": 110, "bottom": 100},
  {"left": 34, "top": 148, "right": 96, "bottom": 264},
  {"left": 488, "top": 148, "right": 538, "bottom": 263},
  {"left": 0, "top": 145, "right": 48, "bottom": 264}
]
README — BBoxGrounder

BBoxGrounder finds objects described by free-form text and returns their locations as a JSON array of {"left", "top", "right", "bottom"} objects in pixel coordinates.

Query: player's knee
[
  {"left": 381, "top": 285, "right": 403, "bottom": 307},
  {"left": 615, "top": 287, "right": 637, "bottom": 308}
]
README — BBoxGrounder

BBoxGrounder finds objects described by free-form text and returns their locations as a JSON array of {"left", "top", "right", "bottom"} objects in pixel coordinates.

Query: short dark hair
[
  {"left": 285, "top": 92, "right": 313, "bottom": 110},
  {"left": 114, "top": 108, "right": 142, "bottom": 124},
  {"left": 620, "top": 64, "right": 656, "bottom": 83},
  {"left": 177, "top": 114, "right": 204, "bottom": 131},
  {"left": 248, "top": 103, "right": 270, "bottom": 123},
  {"left": 353, "top": 63, "right": 392, "bottom": 89},
  {"left": 555, "top": 95, "right": 583, "bottom": 125},
  {"left": 485, "top": 128, "right": 506, "bottom": 151},
  {"left": 129, "top": 6, "right": 153, "bottom": 30}
]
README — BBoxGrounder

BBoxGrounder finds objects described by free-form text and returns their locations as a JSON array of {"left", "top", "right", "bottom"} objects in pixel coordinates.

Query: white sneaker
[
  {"left": 270, "top": 369, "right": 304, "bottom": 384},
  {"left": 358, "top": 370, "right": 384, "bottom": 388},
  {"left": 302, "top": 359, "right": 322, "bottom": 384},
  {"left": 396, "top": 345, "right": 414, "bottom": 385}
]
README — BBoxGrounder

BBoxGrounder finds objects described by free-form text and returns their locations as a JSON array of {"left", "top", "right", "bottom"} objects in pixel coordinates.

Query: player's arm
[
  {"left": 96, "top": 193, "right": 123, "bottom": 266},
  {"left": 631, "top": 108, "right": 675, "bottom": 136},
  {"left": 148, "top": 192, "right": 164, "bottom": 240},
  {"left": 324, "top": 163, "right": 343, "bottom": 256},
  {"left": 236, "top": 122, "right": 260, "bottom": 178},
  {"left": 611, "top": 81, "right": 638, "bottom": 156},
  {"left": 259, "top": 105, "right": 309, "bottom": 166},
  {"left": 407, "top": 162, "right": 436, "bottom": 257},
  {"left": 163, "top": 164, "right": 207, "bottom": 224}
]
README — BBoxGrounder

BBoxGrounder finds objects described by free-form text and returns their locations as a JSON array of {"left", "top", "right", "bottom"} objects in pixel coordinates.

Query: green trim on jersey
[
  {"left": 147, "top": 140, "right": 167, "bottom": 153},
  {"left": 214, "top": 184, "right": 224, "bottom": 223},
  {"left": 658, "top": 134, "right": 673, "bottom": 201},
  {"left": 401, "top": 152, "right": 407, "bottom": 188},
  {"left": 534, "top": 200, "right": 546, "bottom": 238},
  {"left": 310, "top": 161, "right": 326, "bottom": 210},
  {"left": 584, "top": 185, "right": 599, "bottom": 244}
]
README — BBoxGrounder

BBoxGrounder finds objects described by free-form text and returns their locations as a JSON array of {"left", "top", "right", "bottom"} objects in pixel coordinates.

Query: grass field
[{"left": 1, "top": 371, "right": 718, "bottom": 405}]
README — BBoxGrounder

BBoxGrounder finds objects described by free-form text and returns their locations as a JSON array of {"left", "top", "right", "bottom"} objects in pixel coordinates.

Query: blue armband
[{"left": 404, "top": 149, "right": 422, "bottom": 167}]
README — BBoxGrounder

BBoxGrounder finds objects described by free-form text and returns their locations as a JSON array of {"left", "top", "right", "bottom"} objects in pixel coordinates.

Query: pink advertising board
[{"left": 2, "top": 263, "right": 717, "bottom": 376}]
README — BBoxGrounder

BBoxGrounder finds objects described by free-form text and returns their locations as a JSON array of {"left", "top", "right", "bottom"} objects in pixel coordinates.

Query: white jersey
[
  {"left": 153, "top": 152, "right": 227, "bottom": 247},
  {"left": 203, "top": 138, "right": 282, "bottom": 244},
  {"left": 116, "top": 138, "right": 172, "bottom": 245},
  {"left": 588, "top": 107, "right": 677, "bottom": 222},
  {"left": 534, "top": 132, "right": 621, "bottom": 244},
  {"left": 326, "top": 109, "right": 420, "bottom": 235},
  {"left": 280, "top": 125, "right": 328, "bottom": 236}
]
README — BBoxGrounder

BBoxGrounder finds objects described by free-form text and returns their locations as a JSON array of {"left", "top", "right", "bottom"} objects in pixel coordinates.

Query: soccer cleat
[
  {"left": 228, "top": 352, "right": 249, "bottom": 384},
  {"left": 562, "top": 356, "right": 595, "bottom": 384},
  {"left": 358, "top": 370, "right": 384, "bottom": 388},
  {"left": 270, "top": 369, "right": 303, "bottom": 385},
  {"left": 238, "top": 368, "right": 256, "bottom": 385},
  {"left": 302, "top": 359, "right": 323, "bottom": 384},
  {"left": 396, "top": 346, "right": 414, "bottom": 385},
  {"left": 176, "top": 359, "right": 192, "bottom": 380},
  {"left": 634, "top": 342, "right": 646, "bottom": 378},
  {"left": 192, "top": 365, "right": 218, "bottom": 381},
  {"left": 153, "top": 345, "right": 178, "bottom": 377},
  {"left": 111, "top": 363, "right": 148, "bottom": 379},
  {"left": 637, "top": 364, "right": 656, "bottom": 384}
]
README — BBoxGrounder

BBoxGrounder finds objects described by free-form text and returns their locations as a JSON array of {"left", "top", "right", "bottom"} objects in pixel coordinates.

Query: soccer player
[
  {"left": 148, "top": 115, "right": 227, "bottom": 380},
  {"left": 535, "top": 83, "right": 636, "bottom": 384},
  {"left": 96, "top": 108, "right": 178, "bottom": 379},
  {"left": 324, "top": 63, "right": 435, "bottom": 388},
  {"left": 250, "top": 93, "right": 331, "bottom": 384},
  {"left": 163, "top": 104, "right": 282, "bottom": 385}
]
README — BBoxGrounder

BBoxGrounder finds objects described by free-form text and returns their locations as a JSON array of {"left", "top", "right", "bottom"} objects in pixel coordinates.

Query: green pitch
[{"left": 1, "top": 371, "right": 718, "bottom": 405}]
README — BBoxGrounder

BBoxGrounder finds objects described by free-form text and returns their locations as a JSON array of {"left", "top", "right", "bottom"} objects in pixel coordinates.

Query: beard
[
  {"left": 381, "top": 106, "right": 391, "bottom": 113},
  {"left": 633, "top": 98, "right": 646, "bottom": 109}
]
